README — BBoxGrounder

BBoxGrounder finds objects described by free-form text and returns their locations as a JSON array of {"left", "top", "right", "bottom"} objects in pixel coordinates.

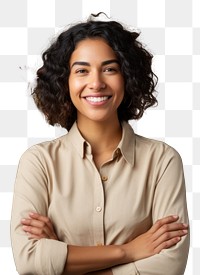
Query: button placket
[
  {"left": 100, "top": 166, "right": 108, "bottom": 183},
  {"left": 93, "top": 171, "right": 105, "bottom": 246}
]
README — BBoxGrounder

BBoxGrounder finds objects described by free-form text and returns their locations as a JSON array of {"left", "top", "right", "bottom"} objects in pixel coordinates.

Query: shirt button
[
  {"left": 96, "top": 206, "right": 102, "bottom": 212},
  {"left": 101, "top": 175, "right": 108, "bottom": 181}
]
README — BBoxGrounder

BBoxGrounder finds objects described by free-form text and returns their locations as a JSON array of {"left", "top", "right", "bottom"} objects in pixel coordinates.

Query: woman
[{"left": 11, "top": 14, "right": 189, "bottom": 275}]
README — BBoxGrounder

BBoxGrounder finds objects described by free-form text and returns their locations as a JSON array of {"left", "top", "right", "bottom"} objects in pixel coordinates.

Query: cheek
[
  {"left": 69, "top": 78, "right": 83, "bottom": 96},
  {"left": 117, "top": 81, "right": 125, "bottom": 100},
  {"left": 116, "top": 87, "right": 125, "bottom": 107},
  {"left": 68, "top": 91, "right": 79, "bottom": 109},
  {"left": 117, "top": 76, "right": 125, "bottom": 94}
]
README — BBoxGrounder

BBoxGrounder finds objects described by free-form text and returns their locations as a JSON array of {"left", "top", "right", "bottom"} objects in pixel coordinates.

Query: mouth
[{"left": 85, "top": 96, "right": 111, "bottom": 103}]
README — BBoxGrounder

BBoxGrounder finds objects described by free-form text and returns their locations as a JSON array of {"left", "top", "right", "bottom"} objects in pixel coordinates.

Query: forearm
[
  {"left": 62, "top": 244, "right": 127, "bottom": 275},
  {"left": 135, "top": 232, "right": 189, "bottom": 275},
  {"left": 86, "top": 269, "right": 113, "bottom": 275},
  {"left": 21, "top": 213, "right": 188, "bottom": 275}
]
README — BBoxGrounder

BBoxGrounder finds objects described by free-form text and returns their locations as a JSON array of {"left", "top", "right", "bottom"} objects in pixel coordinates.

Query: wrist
[{"left": 120, "top": 243, "right": 133, "bottom": 263}]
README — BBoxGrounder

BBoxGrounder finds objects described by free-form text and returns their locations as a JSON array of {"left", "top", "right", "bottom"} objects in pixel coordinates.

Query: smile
[{"left": 85, "top": 96, "right": 110, "bottom": 103}]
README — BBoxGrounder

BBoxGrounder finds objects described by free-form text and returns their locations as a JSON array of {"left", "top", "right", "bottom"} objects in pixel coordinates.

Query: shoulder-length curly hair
[{"left": 32, "top": 15, "right": 158, "bottom": 131}]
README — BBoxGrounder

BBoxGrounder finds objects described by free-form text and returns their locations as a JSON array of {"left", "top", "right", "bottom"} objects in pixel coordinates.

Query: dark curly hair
[{"left": 32, "top": 14, "right": 158, "bottom": 131}]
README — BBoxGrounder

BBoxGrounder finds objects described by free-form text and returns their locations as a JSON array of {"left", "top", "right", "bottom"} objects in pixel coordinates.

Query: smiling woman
[
  {"left": 68, "top": 38, "right": 124, "bottom": 127},
  {"left": 31, "top": 14, "right": 157, "bottom": 131},
  {"left": 11, "top": 13, "right": 189, "bottom": 275}
]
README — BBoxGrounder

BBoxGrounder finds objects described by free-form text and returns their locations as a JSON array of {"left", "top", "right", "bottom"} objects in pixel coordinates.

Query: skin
[
  {"left": 21, "top": 38, "right": 188, "bottom": 275},
  {"left": 68, "top": 38, "right": 124, "bottom": 128},
  {"left": 22, "top": 214, "right": 188, "bottom": 275},
  {"left": 68, "top": 38, "right": 125, "bottom": 168}
]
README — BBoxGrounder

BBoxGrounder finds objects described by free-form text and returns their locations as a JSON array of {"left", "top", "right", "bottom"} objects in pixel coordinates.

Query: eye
[
  {"left": 105, "top": 67, "right": 115, "bottom": 72},
  {"left": 75, "top": 68, "right": 88, "bottom": 74},
  {"left": 104, "top": 66, "right": 119, "bottom": 74}
]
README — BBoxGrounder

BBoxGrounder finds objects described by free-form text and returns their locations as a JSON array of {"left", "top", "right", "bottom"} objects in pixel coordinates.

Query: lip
[
  {"left": 82, "top": 95, "right": 112, "bottom": 106},
  {"left": 82, "top": 93, "right": 112, "bottom": 98}
]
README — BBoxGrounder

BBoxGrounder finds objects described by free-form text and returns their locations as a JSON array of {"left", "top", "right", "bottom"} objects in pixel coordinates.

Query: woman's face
[{"left": 68, "top": 38, "right": 124, "bottom": 125}]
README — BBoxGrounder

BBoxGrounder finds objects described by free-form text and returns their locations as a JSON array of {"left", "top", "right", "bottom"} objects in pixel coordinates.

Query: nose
[{"left": 88, "top": 71, "right": 106, "bottom": 91}]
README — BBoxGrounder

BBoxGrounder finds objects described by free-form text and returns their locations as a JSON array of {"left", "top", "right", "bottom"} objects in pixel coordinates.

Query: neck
[{"left": 77, "top": 119, "right": 122, "bottom": 155}]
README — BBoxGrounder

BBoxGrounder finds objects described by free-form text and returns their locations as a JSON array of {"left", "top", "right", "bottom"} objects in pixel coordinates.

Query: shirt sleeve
[
  {"left": 10, "top": 146, "right": 68, "bottom": 275},
  {"left": 112, "top": 262, "right": 139, "bottom": 274},
  {"left": 112, "top": 145, "right": 189, "bottom": 275}
]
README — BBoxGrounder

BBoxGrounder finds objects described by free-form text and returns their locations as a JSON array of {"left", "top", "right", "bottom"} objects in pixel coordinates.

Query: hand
[
  {"left": 123, "top": 215, "right": 188, "bottom": 262},
  {"left": 21, "top": 212, "right": 58, "bottom": 240}
]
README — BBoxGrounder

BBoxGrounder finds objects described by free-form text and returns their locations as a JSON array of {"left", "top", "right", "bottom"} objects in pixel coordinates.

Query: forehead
[{"left": 69, "top": 38, "right": 117, "bottom": 64}]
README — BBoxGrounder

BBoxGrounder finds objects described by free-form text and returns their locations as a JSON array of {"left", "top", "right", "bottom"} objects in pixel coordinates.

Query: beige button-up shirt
[{"left": 11, "top": 122, "right": 189, "bottom": 275}]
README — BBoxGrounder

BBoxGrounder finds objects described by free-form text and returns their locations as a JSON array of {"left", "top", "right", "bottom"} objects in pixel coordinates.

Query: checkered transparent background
[{"left": 0, "top": 0, "right": 199, "bottom": 274}]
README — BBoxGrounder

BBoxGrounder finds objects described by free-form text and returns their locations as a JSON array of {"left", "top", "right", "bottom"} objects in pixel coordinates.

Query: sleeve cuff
[
  {"left": 112, "top": 262, "right": 139, "bottom": 275},
  {"left": 35, "top": 239, "right": 68, "bottom": 275}
]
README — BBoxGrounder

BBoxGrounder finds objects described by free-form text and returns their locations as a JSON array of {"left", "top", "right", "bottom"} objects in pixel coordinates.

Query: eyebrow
[{"left": 71, "top": 59, "right": 119, "bottom": 68}]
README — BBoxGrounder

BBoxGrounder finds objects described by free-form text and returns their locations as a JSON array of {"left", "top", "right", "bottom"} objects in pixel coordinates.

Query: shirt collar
[
  {"left": 117, "top": 121, "right": 135, "bottom": 166},
  {"left": 67, "top": 121, "right": 135, "bottom": 166},
  {"left": 67, "top": 122, "right": 87, "bottom": 158}
]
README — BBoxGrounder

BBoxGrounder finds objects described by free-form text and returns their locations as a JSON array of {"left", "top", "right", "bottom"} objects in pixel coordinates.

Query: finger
[
  {"left": 153, "top": 228, "right": 188, "bottom": 249},
  {"left": 21, "top": 218, "right": 46, "bottom": 229},
  {"left": 29, "top": 212, "right": 54, "bottom": 230},
  {"left": 149, "top": 215, "right": 179, "bottom": 234},
  {"left": 22, "top": 224, "right": 47, "bottom": 235},
  {"left": 24, "top": 225, "right": 57, "bottom": 240},
  {"left": 154, "top": 236, "right": 182, "bottom": 254},
  {"left": 152, "top": 222, "right": 188, "bottom": 241},
  {"left": 21, "top": 213, "right": 58, "bottom": 240},
  {"left": 22, "top": 223, "right": 57, "bottom": 240},
  {"left": 22, "top": 213, "right": 54, "bottom": 231}
]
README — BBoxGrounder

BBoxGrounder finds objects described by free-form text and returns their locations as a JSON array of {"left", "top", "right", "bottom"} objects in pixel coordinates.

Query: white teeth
[{"left": 86, "top": 96, "right": 109, "bottom": 103}]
